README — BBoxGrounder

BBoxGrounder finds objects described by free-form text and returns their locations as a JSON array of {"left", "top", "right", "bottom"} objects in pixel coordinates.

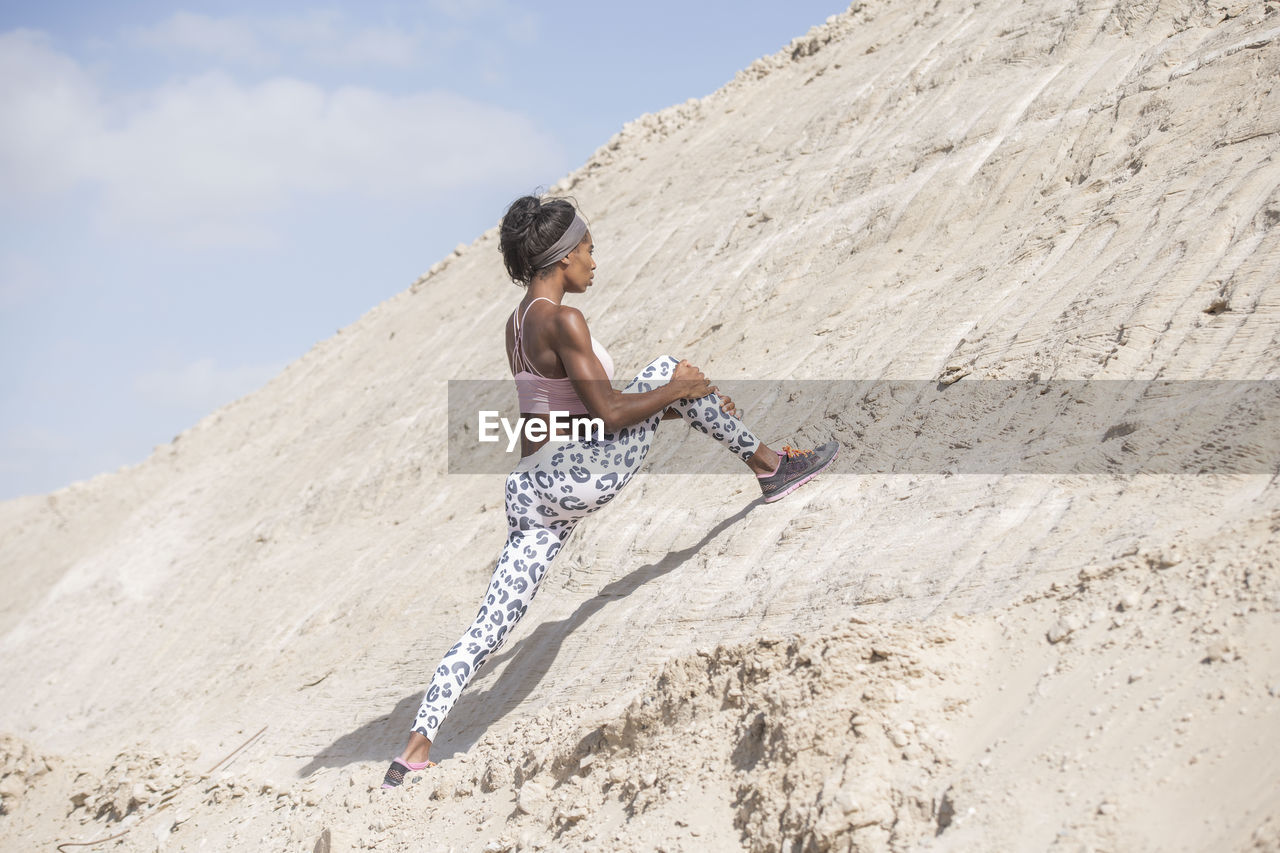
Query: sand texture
[{"left": 2, "top": 0, "right": 1279, "bottom": 850}]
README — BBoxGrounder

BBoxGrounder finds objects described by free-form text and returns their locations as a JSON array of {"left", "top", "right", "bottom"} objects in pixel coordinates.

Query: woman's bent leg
[{"left": 626, "top": 354, "right": 762, "bottom": 462}]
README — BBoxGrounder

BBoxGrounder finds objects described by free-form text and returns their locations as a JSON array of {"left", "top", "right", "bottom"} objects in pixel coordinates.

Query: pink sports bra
[{"left": 511, "top": 297, "right": 615, "bottom": 415}]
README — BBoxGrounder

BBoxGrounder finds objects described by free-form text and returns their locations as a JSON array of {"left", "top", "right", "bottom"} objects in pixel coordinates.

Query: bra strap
[{"left": 512, "top": 296, "right": 557, "bottom": 377}]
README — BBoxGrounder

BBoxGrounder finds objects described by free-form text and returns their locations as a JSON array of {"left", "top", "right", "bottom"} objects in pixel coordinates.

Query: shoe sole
[{"left": 763, "top": 445, "right": 838, "bottom": 503}]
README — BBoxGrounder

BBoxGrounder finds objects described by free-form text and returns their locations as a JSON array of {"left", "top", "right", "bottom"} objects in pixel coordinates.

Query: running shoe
[
  {"left": 381, "top": 757, "right": 436, "bottom": 789},
  {"left": 758, "top": 440, "right": 839, "bottom": 503}
]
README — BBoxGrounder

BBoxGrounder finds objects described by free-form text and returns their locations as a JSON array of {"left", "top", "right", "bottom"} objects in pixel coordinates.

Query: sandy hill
[{"left": 2, "top": 0, "right": 1278, "bottom": 850}]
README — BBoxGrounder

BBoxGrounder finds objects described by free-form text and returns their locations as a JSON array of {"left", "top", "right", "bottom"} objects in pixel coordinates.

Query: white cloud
[
  {"left": 128, "top": 10, "right": 425, "bottom": 70},
  {"left": 322, "top": 27, "right": 421, "bottom": 68},
  {"left": 0, "top": 30, "right": 565, "bottom": 246},
  {"left": 0, "top": 30, "right": 102, "bottom": 196},
  {"left": 428, "top": 0, "right": 539, "bottom": 42},
  {"left": 133, "top": 357, "right": 286, "bottom": 413},
  {"left": 269, "top": 10, "right": 422, "bottom": 68},
  {"left": 129, "top": 12, "right": 274, "bottom": 67}
]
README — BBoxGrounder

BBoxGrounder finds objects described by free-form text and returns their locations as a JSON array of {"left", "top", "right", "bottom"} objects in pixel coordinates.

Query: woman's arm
[{"left": 551, "top": 307, "right": 712, "bottom": 433}]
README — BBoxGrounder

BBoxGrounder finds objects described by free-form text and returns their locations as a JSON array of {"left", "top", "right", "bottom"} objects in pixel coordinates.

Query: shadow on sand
[{"left": 298, "top": 498, "right": 759, "bottom": 777}]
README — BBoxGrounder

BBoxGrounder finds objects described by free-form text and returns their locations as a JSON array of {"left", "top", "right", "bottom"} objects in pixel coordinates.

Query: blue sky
[{"left": 0, "top": 0, "right": 846, "bottom": 501}]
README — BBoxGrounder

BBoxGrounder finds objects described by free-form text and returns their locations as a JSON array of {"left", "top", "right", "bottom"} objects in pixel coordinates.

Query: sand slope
[{"left": 2, "top": 0, "right": 1278, "bottom": 850}]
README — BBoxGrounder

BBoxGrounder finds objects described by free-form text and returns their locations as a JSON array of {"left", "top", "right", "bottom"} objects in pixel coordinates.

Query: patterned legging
[{"left": 411, "top": 354, "right": 761, "bottom": 741}]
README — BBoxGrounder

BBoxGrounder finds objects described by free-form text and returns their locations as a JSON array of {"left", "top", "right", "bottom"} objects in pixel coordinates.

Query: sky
[{"left": 0, "top": 0, "right": 848, "bottom": 502}]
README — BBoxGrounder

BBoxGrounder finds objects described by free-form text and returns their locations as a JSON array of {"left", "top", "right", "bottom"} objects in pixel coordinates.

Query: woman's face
[{"left": 563, "top": 231, "right": 596, "bottom": 292}]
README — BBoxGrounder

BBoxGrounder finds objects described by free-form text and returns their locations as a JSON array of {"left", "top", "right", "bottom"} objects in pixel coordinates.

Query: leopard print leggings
[{"left": 411, "top": 354, "right": 761, "bottom": 741}]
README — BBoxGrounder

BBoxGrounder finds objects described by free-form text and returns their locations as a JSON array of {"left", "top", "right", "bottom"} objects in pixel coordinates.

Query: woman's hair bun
[
  {"left": 510, "top": 195, "right": 540, "bottom": 220},
  {"left": 499, "top": 193, "right": 579, "bottom": 286}
]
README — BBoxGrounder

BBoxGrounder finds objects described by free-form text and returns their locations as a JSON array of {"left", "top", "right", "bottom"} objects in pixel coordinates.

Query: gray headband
[{"left": 531, "top": 212, "right": 588, "bottom": 270}]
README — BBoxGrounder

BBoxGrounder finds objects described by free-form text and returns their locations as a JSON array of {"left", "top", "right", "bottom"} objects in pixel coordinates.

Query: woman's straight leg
[{"left": 411, "top": 494, "right": 575, "bottom": 741}]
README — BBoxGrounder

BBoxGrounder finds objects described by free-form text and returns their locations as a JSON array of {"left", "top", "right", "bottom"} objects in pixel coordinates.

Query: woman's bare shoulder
[{"left": 548, "top": 304, "right": 590, "bottom": 342}]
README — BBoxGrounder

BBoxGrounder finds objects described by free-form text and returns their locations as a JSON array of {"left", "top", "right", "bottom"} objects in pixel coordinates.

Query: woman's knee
[
  {"left": 641, "top": 354, "right": 680, "bottom": 378},
  {"left": 626, "top": 355, "right": 679, "bottom": 393}
]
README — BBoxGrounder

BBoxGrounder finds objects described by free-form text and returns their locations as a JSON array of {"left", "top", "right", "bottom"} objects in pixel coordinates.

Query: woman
[{"left": 382, "top": 195, "right": 838, "bottom": 787}]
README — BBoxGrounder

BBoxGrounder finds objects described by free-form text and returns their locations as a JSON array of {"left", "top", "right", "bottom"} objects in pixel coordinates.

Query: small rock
[
  {"left": 1119, "top": 592, "right": 1141, "bottom": 611},
  {"left": 834, "top": 791, "right": 861, "bottom": 814},
  {"left": 555, "top": 803, "right": 589, "bottom": 824},
  {"left": 516, "top": 781, "right": 548, "bottom": 815},
  {"left": 1098, "top": 801, "right": 1117, "bottom": 816},
  {"left": 1128, "top": 668, "right": 1147, "bottom": 683},
  {"left": 1047, "top": 617, "right": 1079, "bottom": 644},
  {"left": 1142, "top": 546, "right": 1182, "bottom": 569},
  {"left": 813, "top": 807, "right": 850, "bottom": 838},
  {"left": 1205, "top": 640, "right": 1235, "bottom": 663}
]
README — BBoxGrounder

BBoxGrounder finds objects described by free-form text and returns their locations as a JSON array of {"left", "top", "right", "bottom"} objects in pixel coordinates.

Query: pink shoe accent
[
  {"left": 380, "top": 756, "right": 437, "bottom": 788},
  {"left": 764, "top": 471, "right": 818, "bottom": 502}
]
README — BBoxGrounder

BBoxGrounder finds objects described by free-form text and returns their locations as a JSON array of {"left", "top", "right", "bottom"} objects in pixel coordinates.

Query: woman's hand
[{"left": 669, "top": 359, "right": 714, "bottom": 401}]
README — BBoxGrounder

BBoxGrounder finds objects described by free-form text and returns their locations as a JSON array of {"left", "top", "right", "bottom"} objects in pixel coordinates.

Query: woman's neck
[{"left": 526, "top": 282, "right": 565, "bottom": 304}]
